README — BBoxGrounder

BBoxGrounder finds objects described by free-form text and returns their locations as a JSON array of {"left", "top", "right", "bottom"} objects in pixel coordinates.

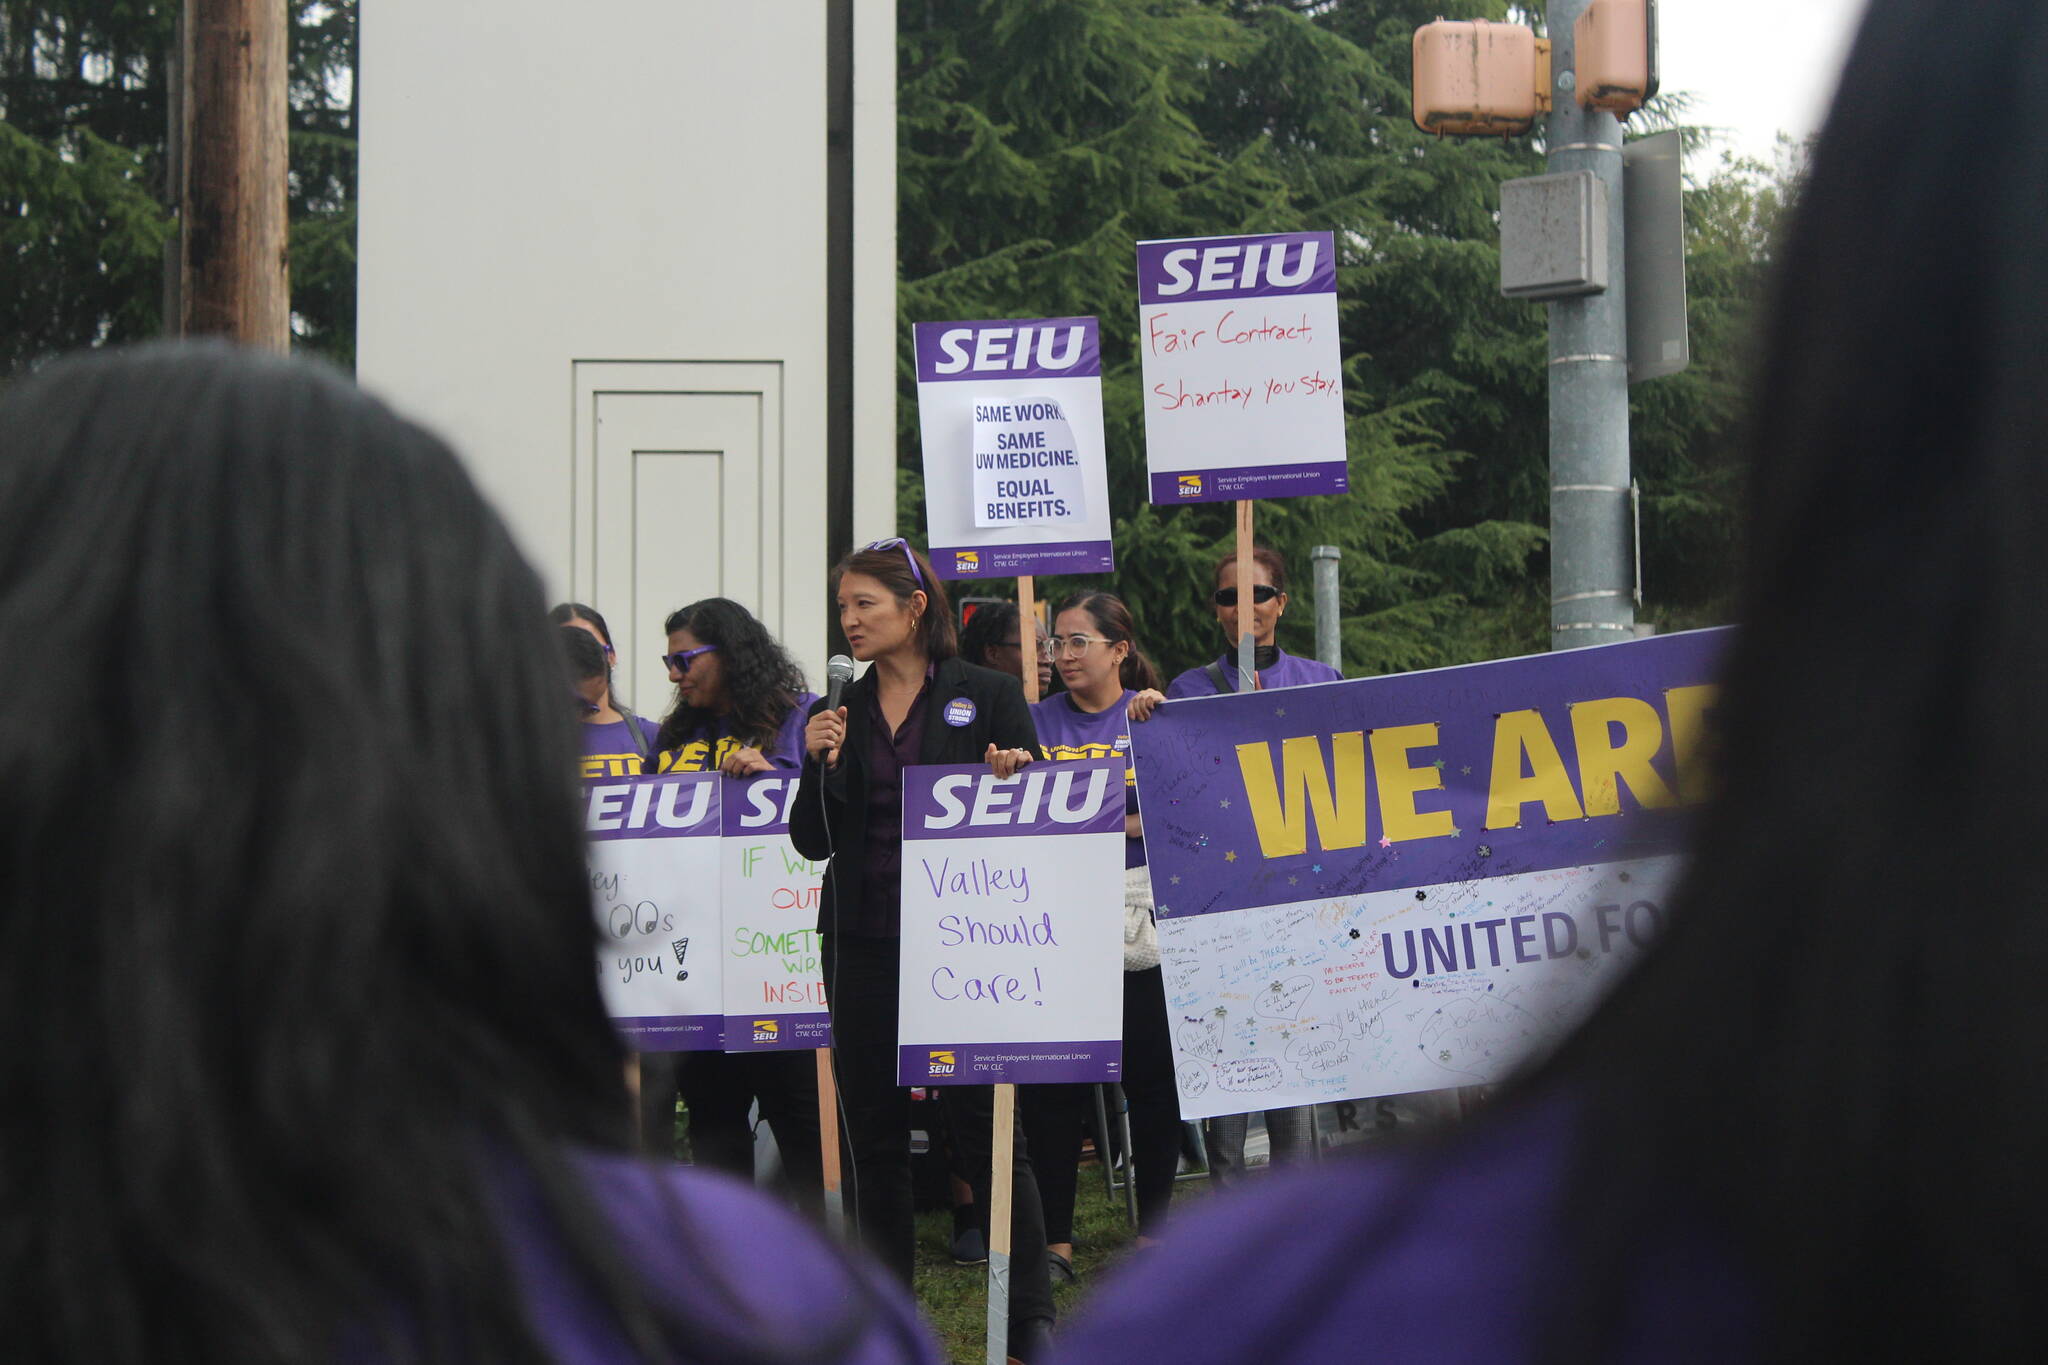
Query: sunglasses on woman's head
[
  {"left": 661, "top": 644, "right": 718, "bottom": 673},
  {"left": 863, "top": 537, "right": 926, "bottom": 591},
  {"left": 1213, "top": 584, "right": 1279, "bottom": 607}
]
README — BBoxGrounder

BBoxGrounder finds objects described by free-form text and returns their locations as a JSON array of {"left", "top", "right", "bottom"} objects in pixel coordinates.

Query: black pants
[
  {"left": 638, "top": 1049, "right": 826, "bottom": 1218},
  {"left": 823, "top": 932, "right": 1055, "bottom": 1331},
  {"left": 1020, "top": 965, "right": 1182, "bottom": 1243}
]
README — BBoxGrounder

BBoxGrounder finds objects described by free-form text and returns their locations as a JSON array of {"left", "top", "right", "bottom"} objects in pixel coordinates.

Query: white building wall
[{"left": 357, "top": 0, "right": 895, "bottom": 706}]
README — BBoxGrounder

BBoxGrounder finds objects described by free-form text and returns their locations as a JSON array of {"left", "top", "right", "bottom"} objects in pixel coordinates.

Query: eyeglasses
[
  {"left": 661, "top": 644, "right": 718, "bottom": 673},
  {"left": 1213, "top": 584, "right": 1279, "bottom": 607},
  {"left": 863, "top": 537, "right": 926, "bottom": 591},
  {"left": 1048, "top": 633, "right": 1113, "bottom": 658}
]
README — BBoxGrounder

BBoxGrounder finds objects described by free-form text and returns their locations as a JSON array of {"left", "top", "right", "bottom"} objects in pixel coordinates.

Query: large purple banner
[
  {"left": 895, "top": 760, "right": 1127, "bottom": 1085},
  {"left": 1128, "top": 631, "right": 1727, "bottom": 1114}
]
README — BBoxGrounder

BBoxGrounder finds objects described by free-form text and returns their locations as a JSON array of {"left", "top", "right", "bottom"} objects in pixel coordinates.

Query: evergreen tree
[
  {"left": 0, "top": 1, "right": 358, "bottom": 377},
  {"left": 898, "top": 0, "right": 1783, "bottom": 674}
]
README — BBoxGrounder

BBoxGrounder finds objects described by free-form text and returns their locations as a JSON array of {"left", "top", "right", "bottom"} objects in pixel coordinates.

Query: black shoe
[
  {"left": 1008, "top": 1316, "right": 1056, "bottom": 1365},
  {"left": 950, "top": 1220, "right": 988, "bottom": 1266},
  {"left": 1046, "top": 1249, "right": 1075, "bottom": 1284}
]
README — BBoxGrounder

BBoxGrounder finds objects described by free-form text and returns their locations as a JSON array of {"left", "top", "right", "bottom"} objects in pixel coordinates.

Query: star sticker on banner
[
  {"left": 1219, "top": 799, "right": 1231, "bottom": 809},
  {"left": 1477, "top": 845, "right": 1492, "bottom": 858},
  {"left": 1377, "top": 835, "right": 1392, "bottom": 849},
  {"left": 1312, "top": 864, "right": 1322, "bottom": 873},
  {"left": 1169, "top": 874, "right": 1181, "bottom": 885},
  {"left": 1288, "top": 876, "right": 1299, "bottom": 886},
  {"left": 1432, "top": 758, "right": 1446, "bottom": 770},
  {"left": 1280, "top": 1029, "right": 1293, "bottom": 1041},
  {"left": 1274, "top": 707, "right": 1286, "bottom": 717},
  {"left": 1449, "top": 827, "right": 1462, "bottom": 838},
  {"left": 1224, "top": 850, "right": 1238, "bottom": 863},
  {"left": 1461, "top": 765, "right": 1472, "bottom": 775}
]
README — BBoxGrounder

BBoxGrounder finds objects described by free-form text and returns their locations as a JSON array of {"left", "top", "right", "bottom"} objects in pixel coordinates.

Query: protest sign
[
  {"left": 1135, "top": 230, "right": 1347, "bottom": 504},
  {"left": 1130, "top": 629, "right": 1725, "bottom": 1116},
  {"left": 719, "top": 774, "right": 831, "bottom": 1051},
  {"left": 895, "top": 759, "right": 1127, "bottom": 1084},
  {"left": 912, "top": 317, "right": 1114, "bottom": 580},
  {"left": 583, "top": 773, "right": 723, "bottom": 1050}
]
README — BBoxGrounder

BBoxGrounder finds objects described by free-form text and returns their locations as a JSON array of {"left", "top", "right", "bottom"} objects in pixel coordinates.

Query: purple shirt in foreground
[
  {"left": 1164, "top": 647, "right": 1341, "bottom": 699},
  {"left": 1050, "top": 1094, "right": 1755, "bottom": 1365},
  {"left": 501, "top": 1153, "right": 940, "bottom": 1364},
  {"left": 577, "top": 716, "right": 660, "bottom": 780}
]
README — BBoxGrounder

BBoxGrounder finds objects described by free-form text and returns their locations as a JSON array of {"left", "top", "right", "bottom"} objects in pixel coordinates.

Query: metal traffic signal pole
[{"left": 1545, "top": 0, "right": 1635, "bottom": 649}]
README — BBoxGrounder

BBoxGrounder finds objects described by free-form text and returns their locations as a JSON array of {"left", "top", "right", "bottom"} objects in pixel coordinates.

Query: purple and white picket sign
[
  {"left": 583, "top": 772, "right": 723, "bottom": 1050},
  {"left": 1134, "top": 230, "right": 1348, "bottom": 504},
  {"left": 718, "top": 775, "right": 831, "bottom": 1052},
  {"left": 912, "top": 316, "right": 1114, "bottom": 581},
  {"left": 895, "top": 759, "right": 1127, "bottom": 1085}
]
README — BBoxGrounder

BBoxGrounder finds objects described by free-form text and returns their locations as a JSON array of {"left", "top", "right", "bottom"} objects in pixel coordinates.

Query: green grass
[{"left": 910, "top": 1165, "right": 1214, "bottom": 1365}]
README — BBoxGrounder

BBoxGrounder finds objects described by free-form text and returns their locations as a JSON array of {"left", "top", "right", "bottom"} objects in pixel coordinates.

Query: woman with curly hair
[
  {"left": 639, "top": 598, "right": 825, "bottom": 1216},
  {"left": 647, "top": 597, "right": 815, "bottom": 776}
]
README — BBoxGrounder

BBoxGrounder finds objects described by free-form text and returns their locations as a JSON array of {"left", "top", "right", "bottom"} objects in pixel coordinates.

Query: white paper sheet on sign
[{"left": 971, "top": 395, "right": 1086, "bottom": 528}]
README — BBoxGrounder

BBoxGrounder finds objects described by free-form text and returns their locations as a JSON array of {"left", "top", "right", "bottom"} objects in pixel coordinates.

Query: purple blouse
[
  {"left": 499, "top": 1153, "right": 941, "bottom": 1363},
  {"left": 1050, "top": 1093, "right": 1755, "bottom": 1365}
]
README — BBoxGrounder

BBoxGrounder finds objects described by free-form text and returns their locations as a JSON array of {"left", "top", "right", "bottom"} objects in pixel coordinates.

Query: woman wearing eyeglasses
[
  {"left": 634, "top": 598, "right": 825, "bottom": 1215},
  {"left": 791, "top": 539, "right": 1058, "bottom": 1363},
  {"left": 550, "top": 602, "right": 657, "bottom": 778},
  {"left": 1020, "top": 592, "right": 1181, "bottom": 1280},
  {"left": 1157, "top": 545, "right": 1339, "bottom": 1187}
]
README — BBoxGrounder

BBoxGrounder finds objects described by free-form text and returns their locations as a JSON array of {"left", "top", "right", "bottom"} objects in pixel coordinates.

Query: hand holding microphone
[{"left": 808, "top": 654, "right": 856, "bottom": 767}]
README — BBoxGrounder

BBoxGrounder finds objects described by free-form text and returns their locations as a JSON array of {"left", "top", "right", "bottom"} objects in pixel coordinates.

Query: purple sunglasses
[
  {"left": 661, "top": 643, "right": 718, "bottom": 673},
  {"left": 864, "top": 537, "right": 926, "bottom": 591}
]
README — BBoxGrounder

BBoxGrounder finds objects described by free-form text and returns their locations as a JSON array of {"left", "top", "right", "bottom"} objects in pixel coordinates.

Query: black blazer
[{"left": 790, "top": 655, "right": 1043, "bottom": 937}]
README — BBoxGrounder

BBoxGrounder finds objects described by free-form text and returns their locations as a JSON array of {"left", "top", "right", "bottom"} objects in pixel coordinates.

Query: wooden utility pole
[{"left": 178, "top": 0, "right": 290, "bottom": 349}]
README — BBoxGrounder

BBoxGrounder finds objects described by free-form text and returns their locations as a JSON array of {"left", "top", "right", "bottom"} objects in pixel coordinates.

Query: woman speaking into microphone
[{"left": 791, "top": 538, "right": 1057, "bottom": 1363}]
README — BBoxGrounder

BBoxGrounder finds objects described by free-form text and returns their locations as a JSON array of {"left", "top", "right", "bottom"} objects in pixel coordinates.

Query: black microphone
[{"left": 825, "top": 654, "right": 855, "bottom": 712}]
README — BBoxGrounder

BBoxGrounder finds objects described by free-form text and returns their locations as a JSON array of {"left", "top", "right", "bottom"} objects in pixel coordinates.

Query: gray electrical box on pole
[{"left": 1542, "top": 0, "right": 1635, "bottom": 650}]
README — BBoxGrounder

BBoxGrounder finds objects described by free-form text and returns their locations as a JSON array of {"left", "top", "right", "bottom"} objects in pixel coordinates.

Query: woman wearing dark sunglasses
[
  {"left": 635, "top": 598, "right": 825, "bottom": 1215},
  {"left": 791, "top": 538, "right": 1058, "bottom": 1363},
  {"left": 1159, "top": 544, "right": 1341, "bottom": 702}
]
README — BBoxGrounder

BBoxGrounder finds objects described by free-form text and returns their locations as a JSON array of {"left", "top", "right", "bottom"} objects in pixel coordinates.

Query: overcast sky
[{"left": 1652, "top": 0, "right": 1869, "bottom": 164}]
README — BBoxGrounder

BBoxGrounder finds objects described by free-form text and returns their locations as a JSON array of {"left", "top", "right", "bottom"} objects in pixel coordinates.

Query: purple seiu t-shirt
[
  {"left": 1163, "top": 647, "right": 1341, "bottom": 699},
  {"left": 577, "top": 716, "right": 661, "bottom": 780},
  {"left": 1049, "top": 1092, "right": 1756, "bottom": 1365},
  {"left": 495, "top": 1153, "right": 941, "bottom": 1364},
  {"left": 653, "top": 691, "right": 818, "bottom": 773},
  {"left": 1032, "top": 690, "right": 1144, "bottom": 869}
]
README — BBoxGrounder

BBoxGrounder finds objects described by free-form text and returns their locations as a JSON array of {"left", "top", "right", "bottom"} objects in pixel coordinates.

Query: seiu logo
[
  {"left": 955, "top": 551, "right": 981, "bottom": 573},
  {"left": 933, "top": 325, "right": 1086, "bottom": 375},
  {"left": 928, "top": 1050, "right": 956, "bottom": 1076},
  {"left": 1154, "top": 240, "right": 1319, "bottom": 296},
  {"left": 924, "top": 767, "right": 1113, "bottom": 830},
  {"left": 585, "top": 778, "right": 711, "bottom": 833},
  {"left": 737, "top": 777, "right": 800, "bottom": 829},
  {"left": 752, "top": 1020, "right": 779, "bottom": 1043},
  {"left": 1177, "top": 475, "right": 1203, "bottom": 497}
]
